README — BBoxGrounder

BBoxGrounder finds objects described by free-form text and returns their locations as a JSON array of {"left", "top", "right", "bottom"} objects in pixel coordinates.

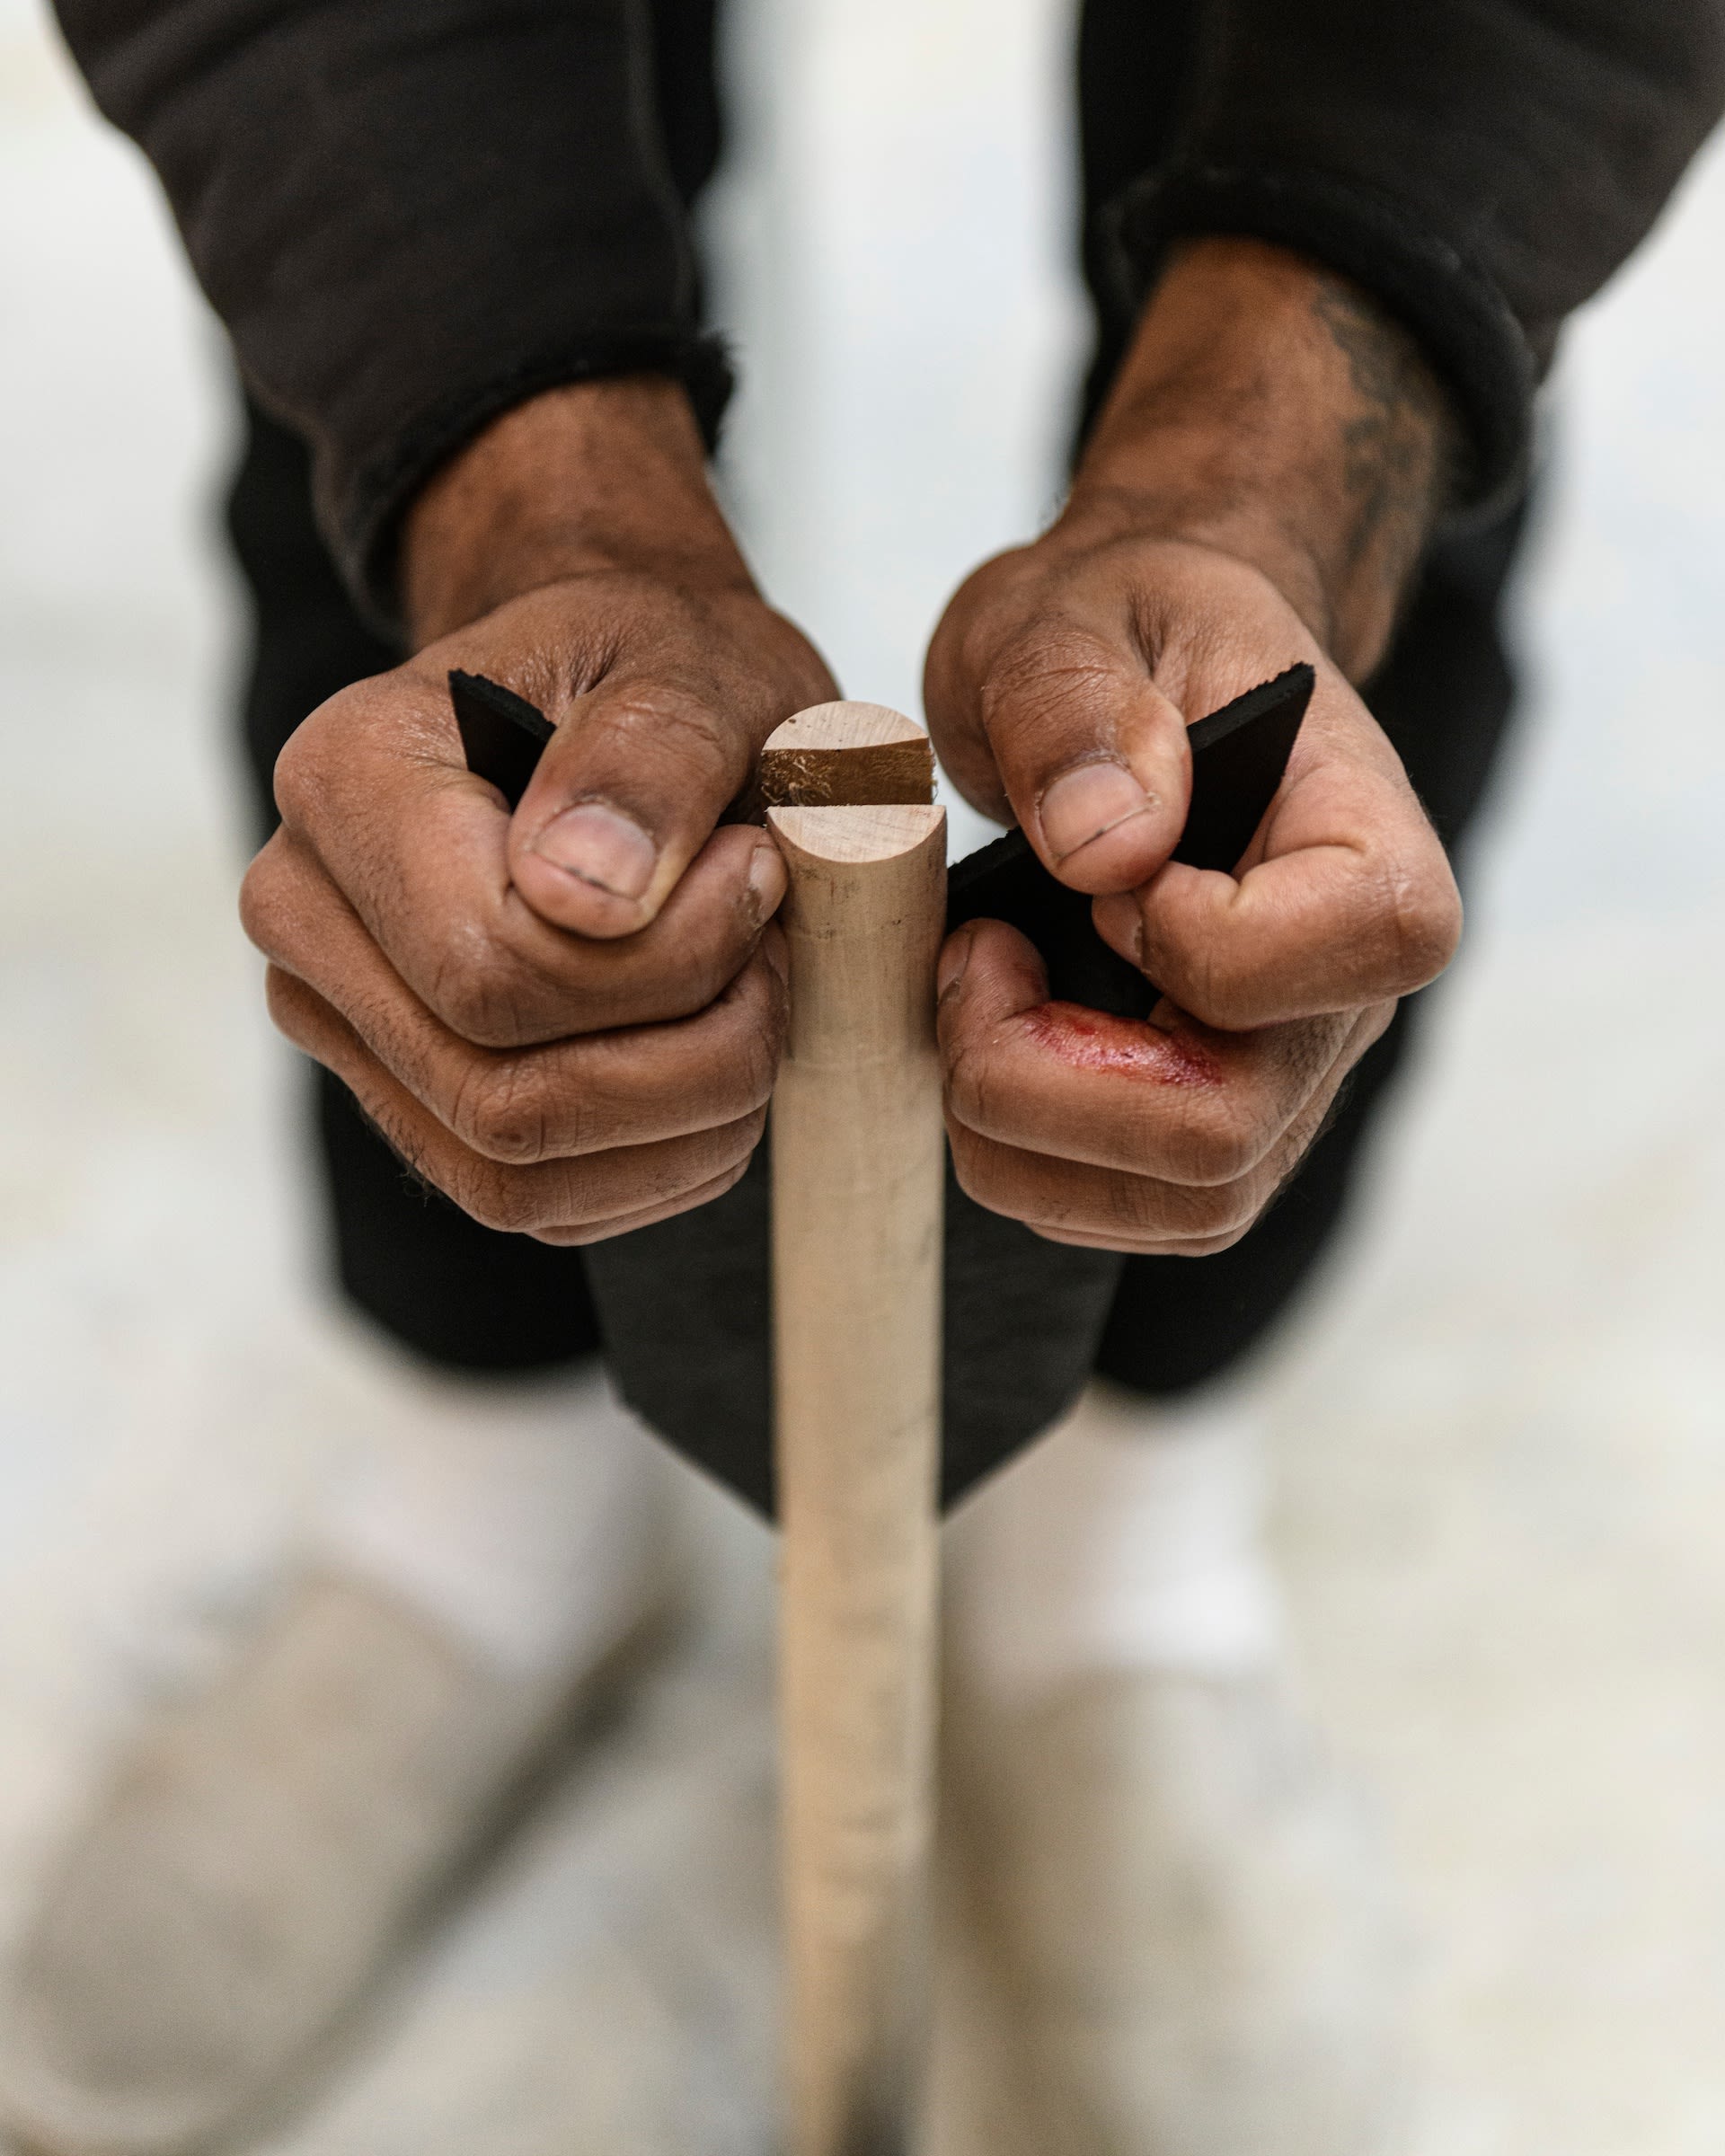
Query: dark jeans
[{"left": 227, "top": 0, "right": 1526, "bottom": 1503}]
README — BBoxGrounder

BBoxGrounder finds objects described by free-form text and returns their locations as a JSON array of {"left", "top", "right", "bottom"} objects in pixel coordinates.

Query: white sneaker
[
  {"left": 939, "top": 1666, "right": 1406, "bottom": 2156},
  {"left": 0, "top": 1560, "right": 677, "bottom": 2156}
]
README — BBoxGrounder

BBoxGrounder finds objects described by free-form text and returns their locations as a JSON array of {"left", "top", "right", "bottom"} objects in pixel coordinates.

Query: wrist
[
  {"left": 401, "top": 376, "right": 752, "bottom": 646},
  {"left": 1063, "top": 238, "right": 1456, "bottom": 677}
]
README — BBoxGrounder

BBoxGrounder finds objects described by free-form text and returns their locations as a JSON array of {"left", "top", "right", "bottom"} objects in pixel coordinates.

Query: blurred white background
[{"left": 2, "top": 0, "right": 1723, "bottom": 2147}]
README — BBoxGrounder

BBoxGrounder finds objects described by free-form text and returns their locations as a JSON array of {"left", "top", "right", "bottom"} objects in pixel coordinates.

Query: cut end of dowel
[
  {"left": 753, "top": 702, "right": 935, "bottom": 817},
  {"left": 768, "top": 803, "right": 945, "bottom": 867}
]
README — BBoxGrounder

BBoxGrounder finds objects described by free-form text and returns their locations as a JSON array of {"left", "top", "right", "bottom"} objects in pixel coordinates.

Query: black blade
[
  {"left": 946, "top": 662, "right": 1314, "bottom": 1017},
  {"left": 449, "top": 668, "right": 555, "bottom": 809},
  {"left": 1176, "top": 663, "right": 1314, "bottom": 870}
]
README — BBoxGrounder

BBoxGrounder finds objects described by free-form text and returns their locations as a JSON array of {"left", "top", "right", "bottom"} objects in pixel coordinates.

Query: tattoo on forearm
[{"left": 1309, "top": 276, "right": 1456, "bottom": 612}]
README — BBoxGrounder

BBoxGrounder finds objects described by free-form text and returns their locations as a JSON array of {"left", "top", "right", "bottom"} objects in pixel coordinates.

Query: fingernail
[
  {"left": 746, "top": 840, "right": 788, "bottom": 927},
  {"left": 1039, "top": 759, "right": 1155, "bottom": 865},
  {"left": 529, "top": 802, "right": 657, "bottom": 900},
  {"left": 1092, "top": 892, "right": 1145, "bottom": 967},
  {"left": 937, "top": 930, "right": 974, "bottom": 999}
]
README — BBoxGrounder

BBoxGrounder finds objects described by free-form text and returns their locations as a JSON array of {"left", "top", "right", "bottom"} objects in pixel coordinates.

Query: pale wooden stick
[{"left": 766, "top": 702, "right": 947, "bottom": 2156}]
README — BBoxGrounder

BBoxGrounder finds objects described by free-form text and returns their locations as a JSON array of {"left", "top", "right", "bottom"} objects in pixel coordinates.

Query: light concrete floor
[{"left": 2, "top": 1, "right": 1723, "bottom": 2150}]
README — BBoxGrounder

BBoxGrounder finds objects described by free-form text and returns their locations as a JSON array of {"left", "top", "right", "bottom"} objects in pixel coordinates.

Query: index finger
[
  {"left": 937, "top": 917, "right": 1370, "bottom": 1185},
  {"left": 1093, "top": 686, "right": 1463, "bottom": 1029}
]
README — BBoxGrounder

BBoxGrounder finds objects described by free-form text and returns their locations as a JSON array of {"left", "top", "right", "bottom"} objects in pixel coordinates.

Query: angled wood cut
[
  {"left": 767, "top": 702, "right": 946, "bottom": 2156},
  {"left": 758, "top": 700, "right": 937, "bottom": 815}
]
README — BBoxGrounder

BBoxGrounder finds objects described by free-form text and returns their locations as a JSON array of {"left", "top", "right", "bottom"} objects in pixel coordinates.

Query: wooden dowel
[{"left": 766, "top": 702, "right": 946, "bottom": 2156}]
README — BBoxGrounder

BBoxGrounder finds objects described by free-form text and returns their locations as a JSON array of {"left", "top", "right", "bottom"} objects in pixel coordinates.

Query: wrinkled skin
[
  {"left": 243, "top": 242, "right": 1464, "bottom": 1255},
  {"left": 242, "top": 384, "right": 836, "bottom": 1243}
]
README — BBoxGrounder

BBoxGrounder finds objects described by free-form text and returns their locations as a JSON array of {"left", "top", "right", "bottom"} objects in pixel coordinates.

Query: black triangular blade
[
  {"left": 449, "top": 668, "right": 555, "bottom": 809},
  {"left": 946, "top": 662, "right": 1314, "bottom": 1017},
  {"left": 1175, "top": 662, "right": 1314, "bottom": 870}
]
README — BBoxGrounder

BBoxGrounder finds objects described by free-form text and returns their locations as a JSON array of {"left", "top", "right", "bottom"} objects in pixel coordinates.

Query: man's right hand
[{"left": 240, "top": 380, "right": 837, "bottom": 1244}]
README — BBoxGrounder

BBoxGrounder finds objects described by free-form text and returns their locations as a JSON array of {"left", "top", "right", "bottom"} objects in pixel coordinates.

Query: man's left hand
[{"left": 923, "top": 239, "right": 1464, "bottom": 1254}]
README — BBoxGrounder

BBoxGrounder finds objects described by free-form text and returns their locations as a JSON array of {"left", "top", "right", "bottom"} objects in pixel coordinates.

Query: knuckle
[
  {"left": 237, "top": 839, "right": 295, "bottom": 960},
  {"left": 945, "top": 1123, "right": 1010, "bottom": 1214},
  {"left": 450, "top": 1159, "right": 549, "bottom": 1236},
  {"left": 1171, "top": 1222, "right": 1256, "bottom": 1259},
  {"left": 1378, "top": 859, "right": 1464, "bottom": 991},
  {"left": 452, "top": 1056, "right": 555, "bottom": 1164},
  {"left": 269, "top": 729, "right": 314, "bottom": 832},
  {"left": 706, "top": 1108, "right": 768, "bottom": 1176},
  {"left": 680, "top": 944, "right": 746, "bottom": 1024},
  {"left": 705, "top": 1153, "right": 754, "bottom": 1204},
  {"left": 1102, "top": 1176, "right": 1170, "bottom": 1238},
  {"left": 269, "top": 704, "right": 342, "bottom": 831},
  {"left": 1161, "top": 1094, "right": 1265, "bottom": 1186},
  {"left": 1163, "top": 938, "right": 1249, "bottom": 1030},
  {"left": 1205, "top": 1185, "right": 1265, "bottom": 1241},
  {"left": 532, "top": 1153, "right": 752, "bottom": 1247},
  {"left": 261, "top": 963, "right": 313, "bottom": 1039},
  {"left": 942, "top": 1034, "right": 999, "bottom": 1135},
  {"left": 721, "top": 968, "right": 786, "bottom": 1109},
  {"left": 427, "top": 931, "right": 541, "bottom": 1047},
  {"left": 1109, "top": 1171, "right": 1252, "bottom": 1243},
  {"left": 733, "top": 1012, "right": 782, "bottom": 1110}
]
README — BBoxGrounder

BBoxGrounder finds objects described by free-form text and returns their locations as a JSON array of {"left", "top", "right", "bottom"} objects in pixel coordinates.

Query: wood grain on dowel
[{"left": 767, "top": 701, "right": 947, "bottom": 2156}]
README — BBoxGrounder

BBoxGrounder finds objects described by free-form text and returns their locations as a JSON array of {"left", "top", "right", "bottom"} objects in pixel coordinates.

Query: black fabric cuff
[
  {"left": 1110, "top": 160, "right": 1538, "bottom": 522},
  {"left": 315, "top": 329, "right": 736, "bottom": 636}
]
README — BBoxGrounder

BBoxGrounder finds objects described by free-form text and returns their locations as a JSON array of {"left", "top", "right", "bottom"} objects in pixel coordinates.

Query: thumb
[
  {"left": 508, "top": 671, "right": 756, "bottom": 939},
  {"left": 938, "top": 621, "right": 1193, "bottom": 897}
]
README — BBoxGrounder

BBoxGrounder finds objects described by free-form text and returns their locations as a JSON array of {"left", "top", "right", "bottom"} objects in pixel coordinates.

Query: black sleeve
[
  {"left": 51, "top": 0, "right": 730, "bottom": 623},
  {"left": 1111, "top": 1, "right": 1725, "bottom": 511}
]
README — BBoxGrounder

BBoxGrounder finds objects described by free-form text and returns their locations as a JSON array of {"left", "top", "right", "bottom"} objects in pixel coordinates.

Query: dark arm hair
[{"left": 1110, "top": 0, "right": 1725, "bottom": 511}]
